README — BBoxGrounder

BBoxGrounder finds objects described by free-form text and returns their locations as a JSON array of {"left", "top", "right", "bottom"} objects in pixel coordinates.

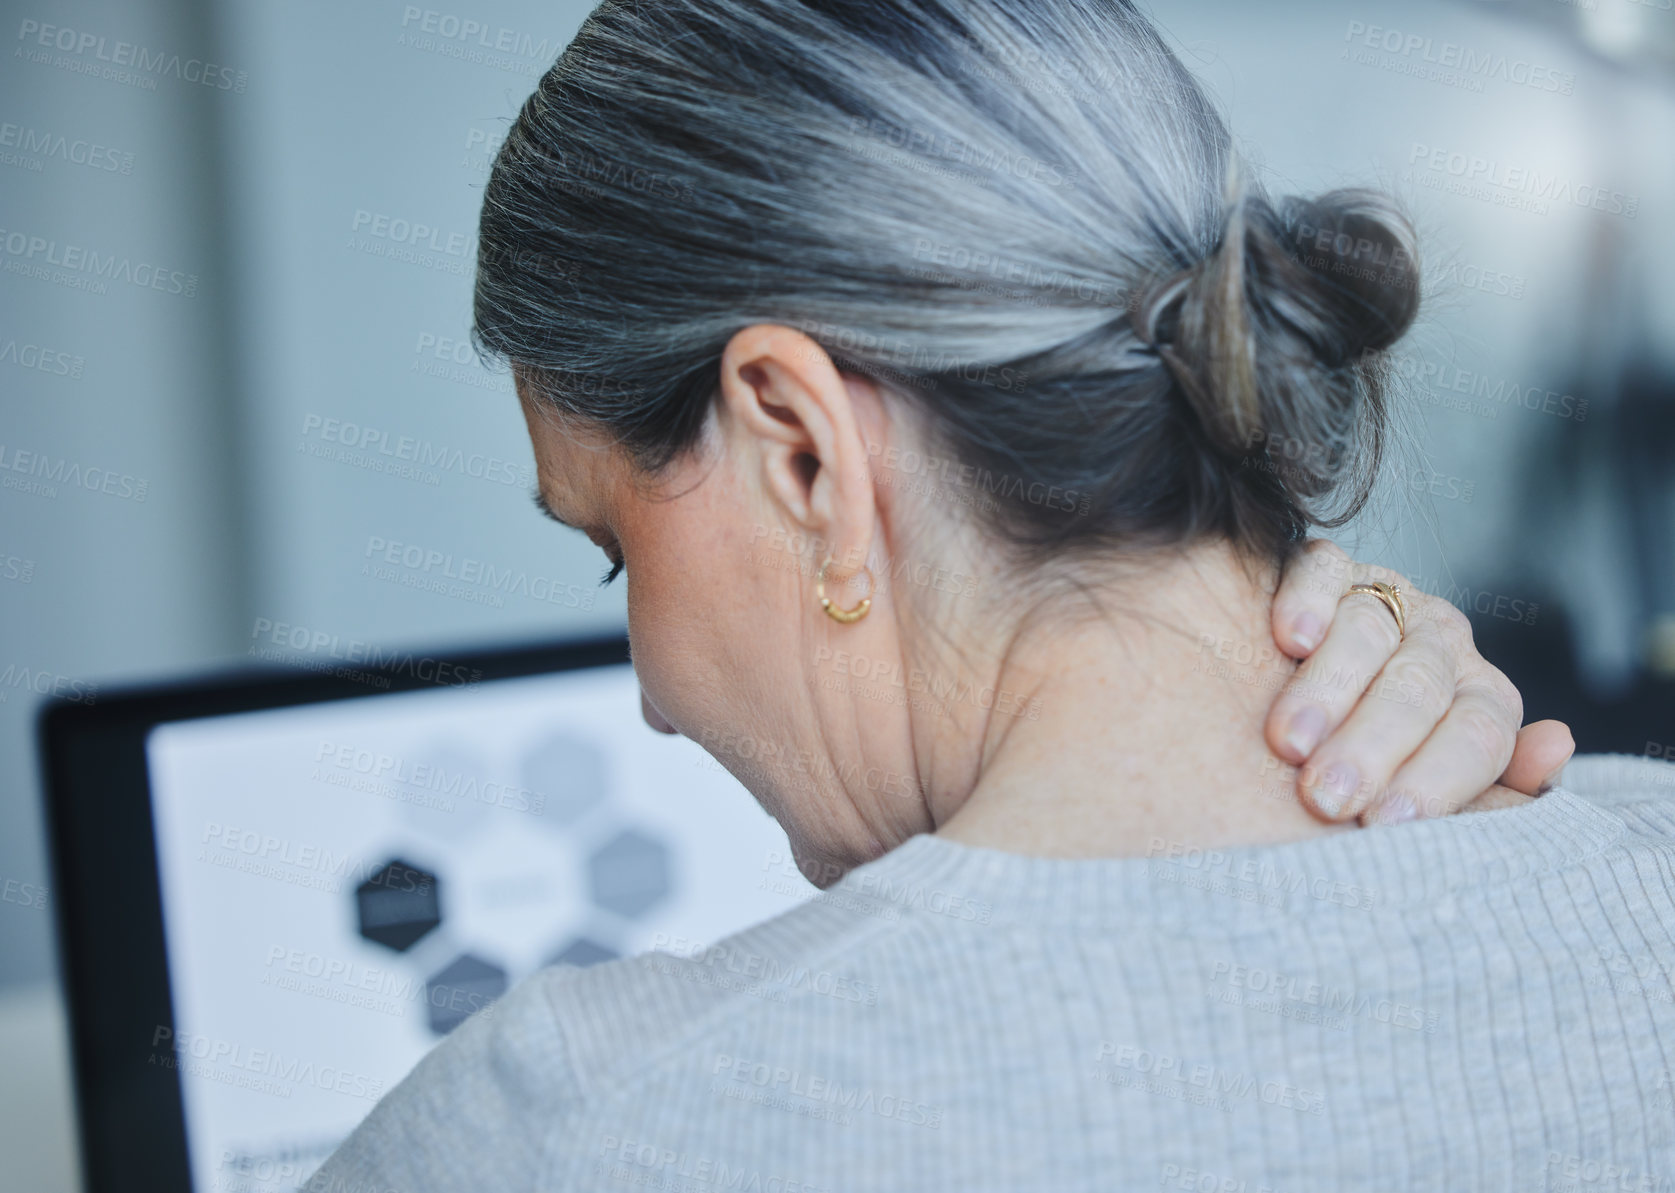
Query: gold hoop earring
[{"left": 816, "top": 556, "right": 873, "bottom": 624}]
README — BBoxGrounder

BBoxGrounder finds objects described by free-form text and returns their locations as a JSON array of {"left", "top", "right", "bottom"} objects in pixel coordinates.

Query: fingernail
[
  {"left": 1291, "top": 613, "right": 1325, "bottom": 652},
  {"left": 1309, "top": 762, "right": 1360, "bottom": 819},
  {"left": 1366, "top": 793, "right": 1417, "bottom": 826},
  {"left": 1282, "top": 705, "right": 1328, "bottom": 759}
]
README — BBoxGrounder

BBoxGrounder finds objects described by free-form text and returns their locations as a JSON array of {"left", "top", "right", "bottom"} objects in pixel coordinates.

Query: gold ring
[{"left": 1344, "top": 581, "right": 1405, "bottom": 640}]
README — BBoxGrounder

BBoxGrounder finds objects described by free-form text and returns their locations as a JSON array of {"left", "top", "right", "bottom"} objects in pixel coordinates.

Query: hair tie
[{"left": 1129, "top": 260, "right": 1254, "bottom": 462}]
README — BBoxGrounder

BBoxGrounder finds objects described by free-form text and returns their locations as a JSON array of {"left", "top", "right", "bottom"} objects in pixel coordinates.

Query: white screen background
[{"left": 146, "top": 662, "right": 812, "bottom": 1192}]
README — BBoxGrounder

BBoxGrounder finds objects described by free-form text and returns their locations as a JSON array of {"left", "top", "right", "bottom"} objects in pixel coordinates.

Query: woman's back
[{"left": 314, "top": 754, "right": 1675, "bottom": 1192}]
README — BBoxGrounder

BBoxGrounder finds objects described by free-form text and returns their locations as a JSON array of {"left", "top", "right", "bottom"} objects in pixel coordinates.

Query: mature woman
[{"left": 313, "top": 1, "right": 1675, "bottom": 1189}]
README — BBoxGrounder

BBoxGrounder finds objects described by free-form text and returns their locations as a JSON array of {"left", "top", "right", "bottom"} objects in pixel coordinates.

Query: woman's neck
[{"left": 932, "top": 541, "right": 1355, "bottom": 858}]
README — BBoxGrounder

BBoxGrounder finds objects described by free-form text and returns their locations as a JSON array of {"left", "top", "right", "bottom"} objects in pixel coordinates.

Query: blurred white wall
[
  {"left": 2, "top": 0, "right": 1672, "bottom": 992},
  {"left": 1, "top": 0, "right": 251, "bottom": 989}
]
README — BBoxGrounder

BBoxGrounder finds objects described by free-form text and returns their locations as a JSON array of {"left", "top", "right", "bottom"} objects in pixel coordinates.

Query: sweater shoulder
[
  {"left": 1556, "top": 752, "right": 1675, "bottom": 834},
  {"left": 540, "top": 875, "right": 908, "bottom": 1101},
  {"left": 307, "top": 867, "right": 916, "bottom": 1188},
  {"left": 305, "top": 952, "right": 585, "bottom": 1189}
]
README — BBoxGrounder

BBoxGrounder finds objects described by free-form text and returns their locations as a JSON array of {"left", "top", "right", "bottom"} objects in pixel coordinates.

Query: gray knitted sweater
[{"left": 309, "top": 753, "right": 1675, "bottom": 1192}]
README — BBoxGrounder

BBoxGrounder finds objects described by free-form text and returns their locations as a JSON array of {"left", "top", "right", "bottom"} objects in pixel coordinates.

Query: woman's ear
[{"left": 717, "top": 324, "right": 879, "bottom": 567}]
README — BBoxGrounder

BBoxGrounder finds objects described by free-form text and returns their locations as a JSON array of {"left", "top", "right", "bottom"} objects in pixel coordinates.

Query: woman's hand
[{"left": 1265, "top": 540, "right": 1575, "bottom": 825}]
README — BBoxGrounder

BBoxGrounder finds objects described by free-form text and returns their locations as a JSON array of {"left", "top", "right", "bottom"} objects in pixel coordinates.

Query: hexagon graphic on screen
[
  {"left": 520, "top": 732, "right": 611, "bottom": 826},
  {"left": 547, "top": 935, "right": 620, "bottom": 969},
  {"left": 426, "top": 952, "right": 508, "bottom": 1035},
  {"left": 355, "top": 858, "right": 442, "bottom": 952},
  {"left": 587, "top": 828, "right": 671, "bottom": 919},
  {"left": 395, "top": 742, "right": 496, "bottom": 843}
]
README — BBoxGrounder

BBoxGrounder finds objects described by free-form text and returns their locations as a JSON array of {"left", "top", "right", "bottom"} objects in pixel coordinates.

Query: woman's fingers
[
  {"left": 1497, "top": 719, "right": 1576, "bottom": 794},
  {"left": 1362, "top": 721, "right": 1575, "bottom": 824},
  {"left": 1357, "top": 679, "right": 1521, "bottom": 823},
  {"left": 1455, "top": 784, "right": 1537, "bottom": 814},
  {"left": 1265, "top": 555, "right": 1409, "bottom": 765},
  {"left": 1440, "top": 723, "right": 1575, "bottom": 819},
  {"left": 1270, "top": 539, "right": 1356, "bottom": 658},
  {"left": 1290, "top": 613, "right": 1457, "bottom": 820},
  {"left": 1366, "top": 723, "right": 1574, "bottom": 824},
  {"left": 1267, "top": 538, "right": 1572, "bottom": 825}
]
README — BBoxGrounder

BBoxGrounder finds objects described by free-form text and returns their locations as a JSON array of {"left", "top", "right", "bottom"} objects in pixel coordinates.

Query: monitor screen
[{"left": 142, "top": 660, "right": 811, "bottom": 1192}]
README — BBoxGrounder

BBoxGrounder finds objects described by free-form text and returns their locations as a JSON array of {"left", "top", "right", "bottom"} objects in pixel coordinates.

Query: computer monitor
[{"left": 40, "top": 635, "right": 813, "bottom": 1193}]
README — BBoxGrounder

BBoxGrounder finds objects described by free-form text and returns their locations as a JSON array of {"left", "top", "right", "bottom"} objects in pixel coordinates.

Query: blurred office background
[{"left": 3, "top": 0, "right": 1673, "bottom": 1186}]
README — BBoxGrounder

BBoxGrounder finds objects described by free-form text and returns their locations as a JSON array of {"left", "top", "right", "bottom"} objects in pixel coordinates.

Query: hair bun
[
  {"left": 1132, "top": 185, "right": 1419, "bottom": 504},
  {"left": 1280, "top": 189, "right": 1421, "bottom": 361}
]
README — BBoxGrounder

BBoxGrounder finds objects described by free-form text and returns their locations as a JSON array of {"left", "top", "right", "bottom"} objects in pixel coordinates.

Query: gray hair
[{"left": 473, "top": 0, "right": 1420, "bottom": 565}]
